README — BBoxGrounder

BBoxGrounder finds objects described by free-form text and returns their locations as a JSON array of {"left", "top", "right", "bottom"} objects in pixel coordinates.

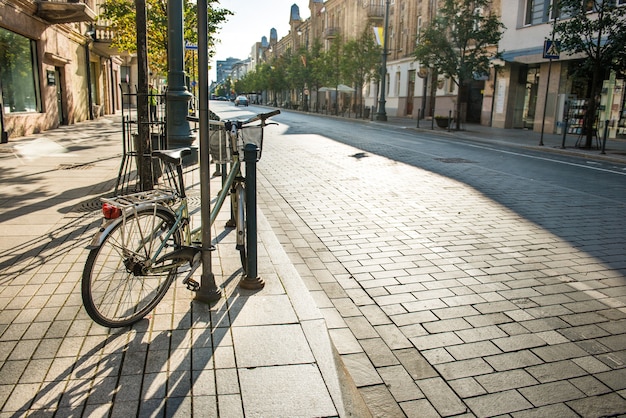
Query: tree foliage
[
  {"left": 99, "top": 0, "right": 230, "bottom": 75},
  {"left": 553, "top": 0, "right": 626, "bottom": 147},
  {"left": 234, "top": 32, "right": 380, "bottom": 112},
  {"left": 342, "top": 28, "right": 382, "bottom": 108},
  {"left": 414, "top": 0, "right": 504, "bottom": 128}
]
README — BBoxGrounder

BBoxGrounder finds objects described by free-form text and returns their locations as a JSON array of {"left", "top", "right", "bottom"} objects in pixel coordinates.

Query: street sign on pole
[{"left": 543, "top": 40, "right": 560, "bottom": 59}]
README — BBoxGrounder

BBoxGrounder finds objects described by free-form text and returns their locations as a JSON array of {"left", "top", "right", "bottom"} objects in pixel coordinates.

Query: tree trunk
[
  {"left": 583, "top": 63, "right": 603, "bottom": 148},
  {"left": 455, "top": 80, "right": 463, "bottom": 131},
  {"left": 135, "top": 0, "right": 152, "bottom": 191}
]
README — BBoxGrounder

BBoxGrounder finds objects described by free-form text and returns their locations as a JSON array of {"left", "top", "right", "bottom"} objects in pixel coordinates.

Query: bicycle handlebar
[
  {"left": 240, "top": 109, "right": 281, "bottom": 125},
  {"left": 186, "top": 109, "right": 280, "bottom": 126}
]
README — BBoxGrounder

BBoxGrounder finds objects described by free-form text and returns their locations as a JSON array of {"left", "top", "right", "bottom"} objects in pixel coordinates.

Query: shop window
[{"left": 0, "top": 27, "right": 41, "bottom": 114}]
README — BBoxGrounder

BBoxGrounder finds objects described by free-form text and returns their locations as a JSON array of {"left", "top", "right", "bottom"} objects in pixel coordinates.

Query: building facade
[
  {"left": 249, "top": 0, "right": 624, "bottom": 136},
  {"left": 1, "top": 0, "right": 124, "bottom": 141}
]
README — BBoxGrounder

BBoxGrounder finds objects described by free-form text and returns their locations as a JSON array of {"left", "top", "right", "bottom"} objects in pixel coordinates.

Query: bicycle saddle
[{"left": 152, "top": 148, "right": 191, "bottom": 165}]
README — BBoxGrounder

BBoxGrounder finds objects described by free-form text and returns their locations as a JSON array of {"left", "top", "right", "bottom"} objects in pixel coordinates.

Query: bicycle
[{"left": 81, "top": 109, "right": 280, "bottom": 327}]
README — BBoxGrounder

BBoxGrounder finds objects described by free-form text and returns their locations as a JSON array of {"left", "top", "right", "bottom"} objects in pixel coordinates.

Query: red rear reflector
[{"left": 102, "top": 203, "right": 122, "bottom": 219}]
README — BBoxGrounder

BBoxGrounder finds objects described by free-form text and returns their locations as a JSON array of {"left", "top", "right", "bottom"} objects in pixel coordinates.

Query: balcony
[
  {"left": 365, "top": 4, "right": 385, "bottom": 20},
  {"left": 35, "top": 0, "right": 96, "bottom": 24},
  {"left": 324, "top": 27, "right": 340, "bottom": 39}
]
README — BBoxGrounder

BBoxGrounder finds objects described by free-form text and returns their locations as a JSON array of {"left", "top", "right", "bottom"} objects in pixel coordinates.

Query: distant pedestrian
[{"left": 149, "top": 83, "right": 158, "bottom": 121}]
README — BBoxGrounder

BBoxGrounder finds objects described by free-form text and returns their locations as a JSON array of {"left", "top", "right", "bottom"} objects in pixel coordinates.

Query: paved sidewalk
[
  {"left": 1, "top": 112, "right": 625, "bottom": 417},
  {"left": 0, "top": 115, "right": 369, "bottom": 417}
]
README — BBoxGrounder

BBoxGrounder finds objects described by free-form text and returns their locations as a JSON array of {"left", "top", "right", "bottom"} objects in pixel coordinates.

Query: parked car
[{"left": 234, "top": 95, "right": 249, "bottom": 106}]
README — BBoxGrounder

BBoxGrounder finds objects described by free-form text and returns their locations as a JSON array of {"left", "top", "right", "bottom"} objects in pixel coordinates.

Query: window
[
  {"left": 0, "top": 27, "right": 41, "bottom": 114},
  {"left": 416, "top": 15, "right": 422, "bottom": 44},
  {"left": 395, "top": 71, "right": 401, "bottom": 96}
]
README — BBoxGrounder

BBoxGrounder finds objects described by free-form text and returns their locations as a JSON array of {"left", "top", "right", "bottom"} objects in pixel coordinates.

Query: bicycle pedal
[{"left": 185, "top": 278, "right": 200, "bottom": 291}]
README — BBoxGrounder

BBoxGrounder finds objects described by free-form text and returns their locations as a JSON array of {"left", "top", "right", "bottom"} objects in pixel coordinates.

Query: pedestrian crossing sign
[{"left": 543, "top": 40, "right": 560, "bottom": 59}]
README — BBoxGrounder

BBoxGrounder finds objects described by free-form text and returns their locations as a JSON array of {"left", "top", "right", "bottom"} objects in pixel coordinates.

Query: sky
[{"left": 210, "top": 0, "right": 310, "bottom": 82}]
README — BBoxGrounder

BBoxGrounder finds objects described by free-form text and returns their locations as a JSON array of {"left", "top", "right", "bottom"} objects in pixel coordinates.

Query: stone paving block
[
  {"left": 560, "top": 312, "right": 609, "bottom": 326},
  {"left": 391, "top": 310, "right": 438, "bottom": 327},
  {"left": 359, "top": 304, "right": 393, "bottom": 326},
  {"left": 378, "top": 365, "right": 423, "bottom": 402},
  {"left": 422, "top": 317, "right": 472, "bottom": 334},
  {"left": 569, "top": 375, "right": 612, "bottom": 396},
  {"left": 434, "top": 358, "right": 493, "bottom": 380},
  {"left": 492, "top": 333, "right": 547, "bottom": 352},
  {"left": 566, "top": 392, "right": 626, "bottom": 417},
  {"left": 526, "top": 359, "right": 588, "bottom": 384},
  {"left": 328, "top": 327, "right": 363, "bottom": 355},
  {"left": 400, "top": 398, "right": 441, "bottom": 418},
  {"left": 340, "top": 352, "right": 383, "bottom": 387},
  {"left": 432, "top": 305, "right": 481, "bottom": 320},
  {"left": 456, "top": 325, "right": 508, "bottom": 343},
  {"left": 359, "top": 384, "right": 407, "bottom": 417},
  {"left": 344, "top": 316, "right": 379, "bottom": 340},
  {"left": 531, "top": 342, "right": 589, "bottom": 362},
  {"left": 416, "top": 377, "right": 468, "bottom": 416},
  {"left": 448, "top": 377, "right": 487, "bottom": 398},
  {"left": 232, "top": 324, "right": 314, "bottom": 368},
  {"left": 499, "top": 322, "right": 532, "bottom": 336},
  {"left": 595, "top": 369, "right": 626, "bottom": 391},
  {"left": 360, "top": 338, "right": 399, "bottom": 368},
  {"left": 410, "top": 332, "right": 464, "bottom": 350},
  {"left": 475, "top": 369, "right": 538, "bottom": 393},
  {"left": 596, "top": 349, "right": 626, "bottom": 369},
  {"left": 465, "top": 389, "right": 534, "bottom": 417},
  {"left": 373, "top": 324, "right": 412, "bottom": 350},
  {"left": 446, "top": 340, "right": 502, "bottom": 360},
  {"left": 511, "top": 403, "right": 579, "bottom": 418},
  {"left": 394, "top": 348, "right": 438, "bottom": 380},
  {"left": 485, "top": 350, "right": 543, "bottom": 371},
  {"left": 333, "top": 297, "right": 363, "bottom": 317},
  {"left": 519, "top": 381, "right": 585, "bottom": 407},
  {"left": 597, "top": 334, "right": 626, "bottom": 351},
  {"left": 525, "top": 304, "right": 573, "bottom": 318}
]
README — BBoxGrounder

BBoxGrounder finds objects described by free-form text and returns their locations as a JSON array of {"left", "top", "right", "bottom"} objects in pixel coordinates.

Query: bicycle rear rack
[{"left": 101, "top": 189, "right": 177, "bottom": 209}]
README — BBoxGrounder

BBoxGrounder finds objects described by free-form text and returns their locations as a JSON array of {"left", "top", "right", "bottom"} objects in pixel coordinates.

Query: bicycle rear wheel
[
  {"left": 235, "top": 182, "right": 247, "bottom": 274},
  {"left": 82, "top": 207, "right": 182, "bottom": 327}
]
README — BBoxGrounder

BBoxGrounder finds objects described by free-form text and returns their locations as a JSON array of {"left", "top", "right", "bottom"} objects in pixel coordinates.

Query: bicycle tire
[
  {"left": 235, "top": 182, "right": 247, "bottom": 275},
  {"left": 82, "top": 206, "right": 182, "bottom": 328}
]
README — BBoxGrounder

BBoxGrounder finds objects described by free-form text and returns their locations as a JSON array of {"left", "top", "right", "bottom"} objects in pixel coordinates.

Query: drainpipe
[{"left": 85, "top": 42, "right": 93, "bottom": 120}]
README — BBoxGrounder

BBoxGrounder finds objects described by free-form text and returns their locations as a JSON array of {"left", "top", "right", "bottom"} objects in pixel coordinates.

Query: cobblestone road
[{"left": 257, "top": 125, "right": 626, "bottom": 417}]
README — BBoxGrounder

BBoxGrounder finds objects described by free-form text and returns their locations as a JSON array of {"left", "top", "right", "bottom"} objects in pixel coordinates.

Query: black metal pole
[
  {"left": 601, "top": 120, "right": 609, "bottom": 154},
  {"left": 375, "top": 0, "right": 390, "bottom": 121},
  {"left": 240, "top": 143, "right": 264, "bottom": 290},
  {"left": 195, "top": 0, "right": 221, "bottom": 303}
]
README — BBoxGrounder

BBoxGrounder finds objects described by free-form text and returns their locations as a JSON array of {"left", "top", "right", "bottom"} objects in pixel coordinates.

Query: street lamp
[{"left": 375, "top": 0, "right": 391, "bottom": 121}]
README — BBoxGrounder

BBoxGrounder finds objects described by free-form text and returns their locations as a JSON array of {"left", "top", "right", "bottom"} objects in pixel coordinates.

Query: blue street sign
[
  {"left": 185, "top": 41, "right": 198, "bottom": 50},
  {"left": 543, "top": 40, "right": 560, "bottom": 59}
]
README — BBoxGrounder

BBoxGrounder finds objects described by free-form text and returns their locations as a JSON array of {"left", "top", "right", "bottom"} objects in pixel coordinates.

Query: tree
[
  {"left": 414, "top": 0, "right": 504, "bottom": 129},
  {"left": 99, "top": 0, "right": 230, "bottom": 75},
  {"left": 341, "top": 28, "right": 382, "bottom": 115},
  {"left": 553, "top": 0, "right": 626, "bottom": 148}
]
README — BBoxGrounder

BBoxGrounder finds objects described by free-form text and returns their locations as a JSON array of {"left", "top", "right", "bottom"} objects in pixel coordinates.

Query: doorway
[
  {"left": 522, "top": 66, "right": 539, "bottom": 129},
  {"left": 55, "top": 67, "right": 66, "bottom": 125}
]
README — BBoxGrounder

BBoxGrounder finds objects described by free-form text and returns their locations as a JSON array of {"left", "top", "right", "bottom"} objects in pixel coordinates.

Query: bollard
[
  {"left": 239, "top": 143, "right": 264, "bottom": 289},
  {"left": 601, "top": 120, "right": 609, "bottom": 155},
  {"left": 448, "top": 110, "right": 452, "bottom": 132},
  {"left": 416, "top": 109, "right": 421, "bottom": 128}
]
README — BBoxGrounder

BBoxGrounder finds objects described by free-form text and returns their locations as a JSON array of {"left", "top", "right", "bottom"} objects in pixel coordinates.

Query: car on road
[{"left": 234, "top": 95, "right": 249, "bottom": 106}]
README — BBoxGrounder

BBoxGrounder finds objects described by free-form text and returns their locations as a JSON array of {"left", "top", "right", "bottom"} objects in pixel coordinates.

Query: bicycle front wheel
[{"left": 82, "top": 207, "right": 182, "bottom": 328}]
